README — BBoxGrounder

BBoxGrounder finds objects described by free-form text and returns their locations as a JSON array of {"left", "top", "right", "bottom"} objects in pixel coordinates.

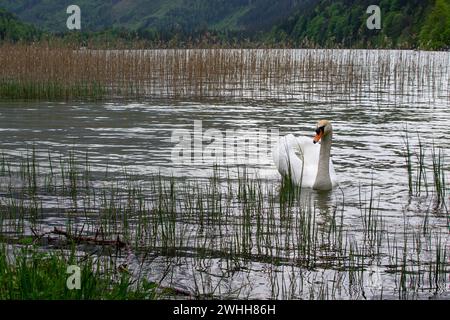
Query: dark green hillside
[
  {"left": 0, "top": 7, "right": 41, "bottom": 41},
  {"left": 267, "top": 0, "right": 449, "bottom": 49},
  {"left": 0, "top": 0, "right": 301, "bottom": 33},
  {"left": 0, "top": 0, "right": 448, "bottom": 49}
]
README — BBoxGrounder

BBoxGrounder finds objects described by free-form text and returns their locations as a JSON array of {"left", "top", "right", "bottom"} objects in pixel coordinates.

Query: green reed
[
  {"left": 0, "top": 80, "right": 105, "bottom": 101},
  {"left": 403, "top": 128, "right": 448, "bottom": 208},
  {"left": 1, "top": 45, "right": 448, "bottom": 103},
  {"left": 0, "top": 244, "right": 156, "bottom": 299},
  {"left": 431, "top": 145, "right": 447, "bottom": 205}
]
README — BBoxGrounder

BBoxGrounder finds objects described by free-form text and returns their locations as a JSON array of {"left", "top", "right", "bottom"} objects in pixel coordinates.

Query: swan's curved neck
[{"left": 313, "top": 132, "right": 332, "bottom": 190}]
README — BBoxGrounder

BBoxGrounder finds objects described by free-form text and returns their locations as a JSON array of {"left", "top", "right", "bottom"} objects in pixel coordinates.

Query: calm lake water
[{"left": 0, "top": 49, "right": 449, "bottom": 299}]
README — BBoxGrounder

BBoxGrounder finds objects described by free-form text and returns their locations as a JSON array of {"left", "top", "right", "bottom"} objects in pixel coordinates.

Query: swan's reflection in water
[{"left": 275, "top": 181, "right": 340, "bottom": 221}]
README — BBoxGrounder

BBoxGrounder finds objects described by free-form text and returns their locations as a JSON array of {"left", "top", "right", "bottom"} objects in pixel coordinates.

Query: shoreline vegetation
[
  {"left": 0, "top": 245, "right": 157, "bottom": 299},
  {"left": 0, "top": 44, "right": 448, "bottom": 101}
]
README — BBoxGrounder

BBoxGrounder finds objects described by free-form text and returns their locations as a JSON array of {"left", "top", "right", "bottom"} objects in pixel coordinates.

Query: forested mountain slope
[{"left": 0, "top": 0, "right": 448, "bottom": 49}]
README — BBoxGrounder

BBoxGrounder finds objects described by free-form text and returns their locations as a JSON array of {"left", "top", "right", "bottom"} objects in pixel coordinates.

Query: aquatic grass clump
[
  {"left": 0, "top": 245, "right": 157, "bottom": 300},
  {"left": 403, "top": 128, "right": 449, "bottom": 209},
  {"left": 431, "top": 145, "right": 447, "bottom": 205},
  {"left": 0, "top": 80, "right": 105, "bottom": 100}
]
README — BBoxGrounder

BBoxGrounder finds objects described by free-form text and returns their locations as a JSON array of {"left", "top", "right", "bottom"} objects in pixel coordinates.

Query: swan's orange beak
[{"left": 313, "top": 131, "right": 323, "bottom": 144}]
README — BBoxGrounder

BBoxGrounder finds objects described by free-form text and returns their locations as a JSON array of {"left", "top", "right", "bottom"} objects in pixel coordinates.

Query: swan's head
[{"left": 313, "top": 120, "right": 332, "bottom": 144}]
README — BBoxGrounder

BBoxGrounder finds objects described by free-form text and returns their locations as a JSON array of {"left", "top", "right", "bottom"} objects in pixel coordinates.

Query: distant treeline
[
  {"left": 0, "top": 0, "right": 449, "bottom": 50},
  {"left": 0, "top": 8, "right": 41, "bottom": 41},
  {"left": 267, "top": 0, "right": 450, "bottom": 50}
]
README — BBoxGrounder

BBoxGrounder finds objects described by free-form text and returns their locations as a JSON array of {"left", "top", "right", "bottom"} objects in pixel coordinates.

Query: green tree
[
  {"left": 419, "top": 0, "right": 450, "bottom": 49},
  {"left": 0, "top": 7, "right": 42, "bottom": 41}
]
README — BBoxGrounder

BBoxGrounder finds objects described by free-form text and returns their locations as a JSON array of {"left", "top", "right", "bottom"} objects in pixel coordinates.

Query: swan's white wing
[
  {"left": 295, "top": 136, "right": 320, "bottom": 187},
  {"left": 295, "top": 136, "right": 320, "bottom": 165},
  {"left": 272, "top": 134, "right": 304, "bottom": 183},
  {"left": 273, "top": 134, "right": 323, "bottom": 187}
]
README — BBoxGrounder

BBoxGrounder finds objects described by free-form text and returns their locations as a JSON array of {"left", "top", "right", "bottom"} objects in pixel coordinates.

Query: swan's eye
[{"left": 315, "top": 126, "right": 325, "bottom": 134}]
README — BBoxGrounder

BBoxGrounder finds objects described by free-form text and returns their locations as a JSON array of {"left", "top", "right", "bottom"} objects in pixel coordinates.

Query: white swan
[{"left": 272, "top": 120, "right": 338, "bottom": 190}]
